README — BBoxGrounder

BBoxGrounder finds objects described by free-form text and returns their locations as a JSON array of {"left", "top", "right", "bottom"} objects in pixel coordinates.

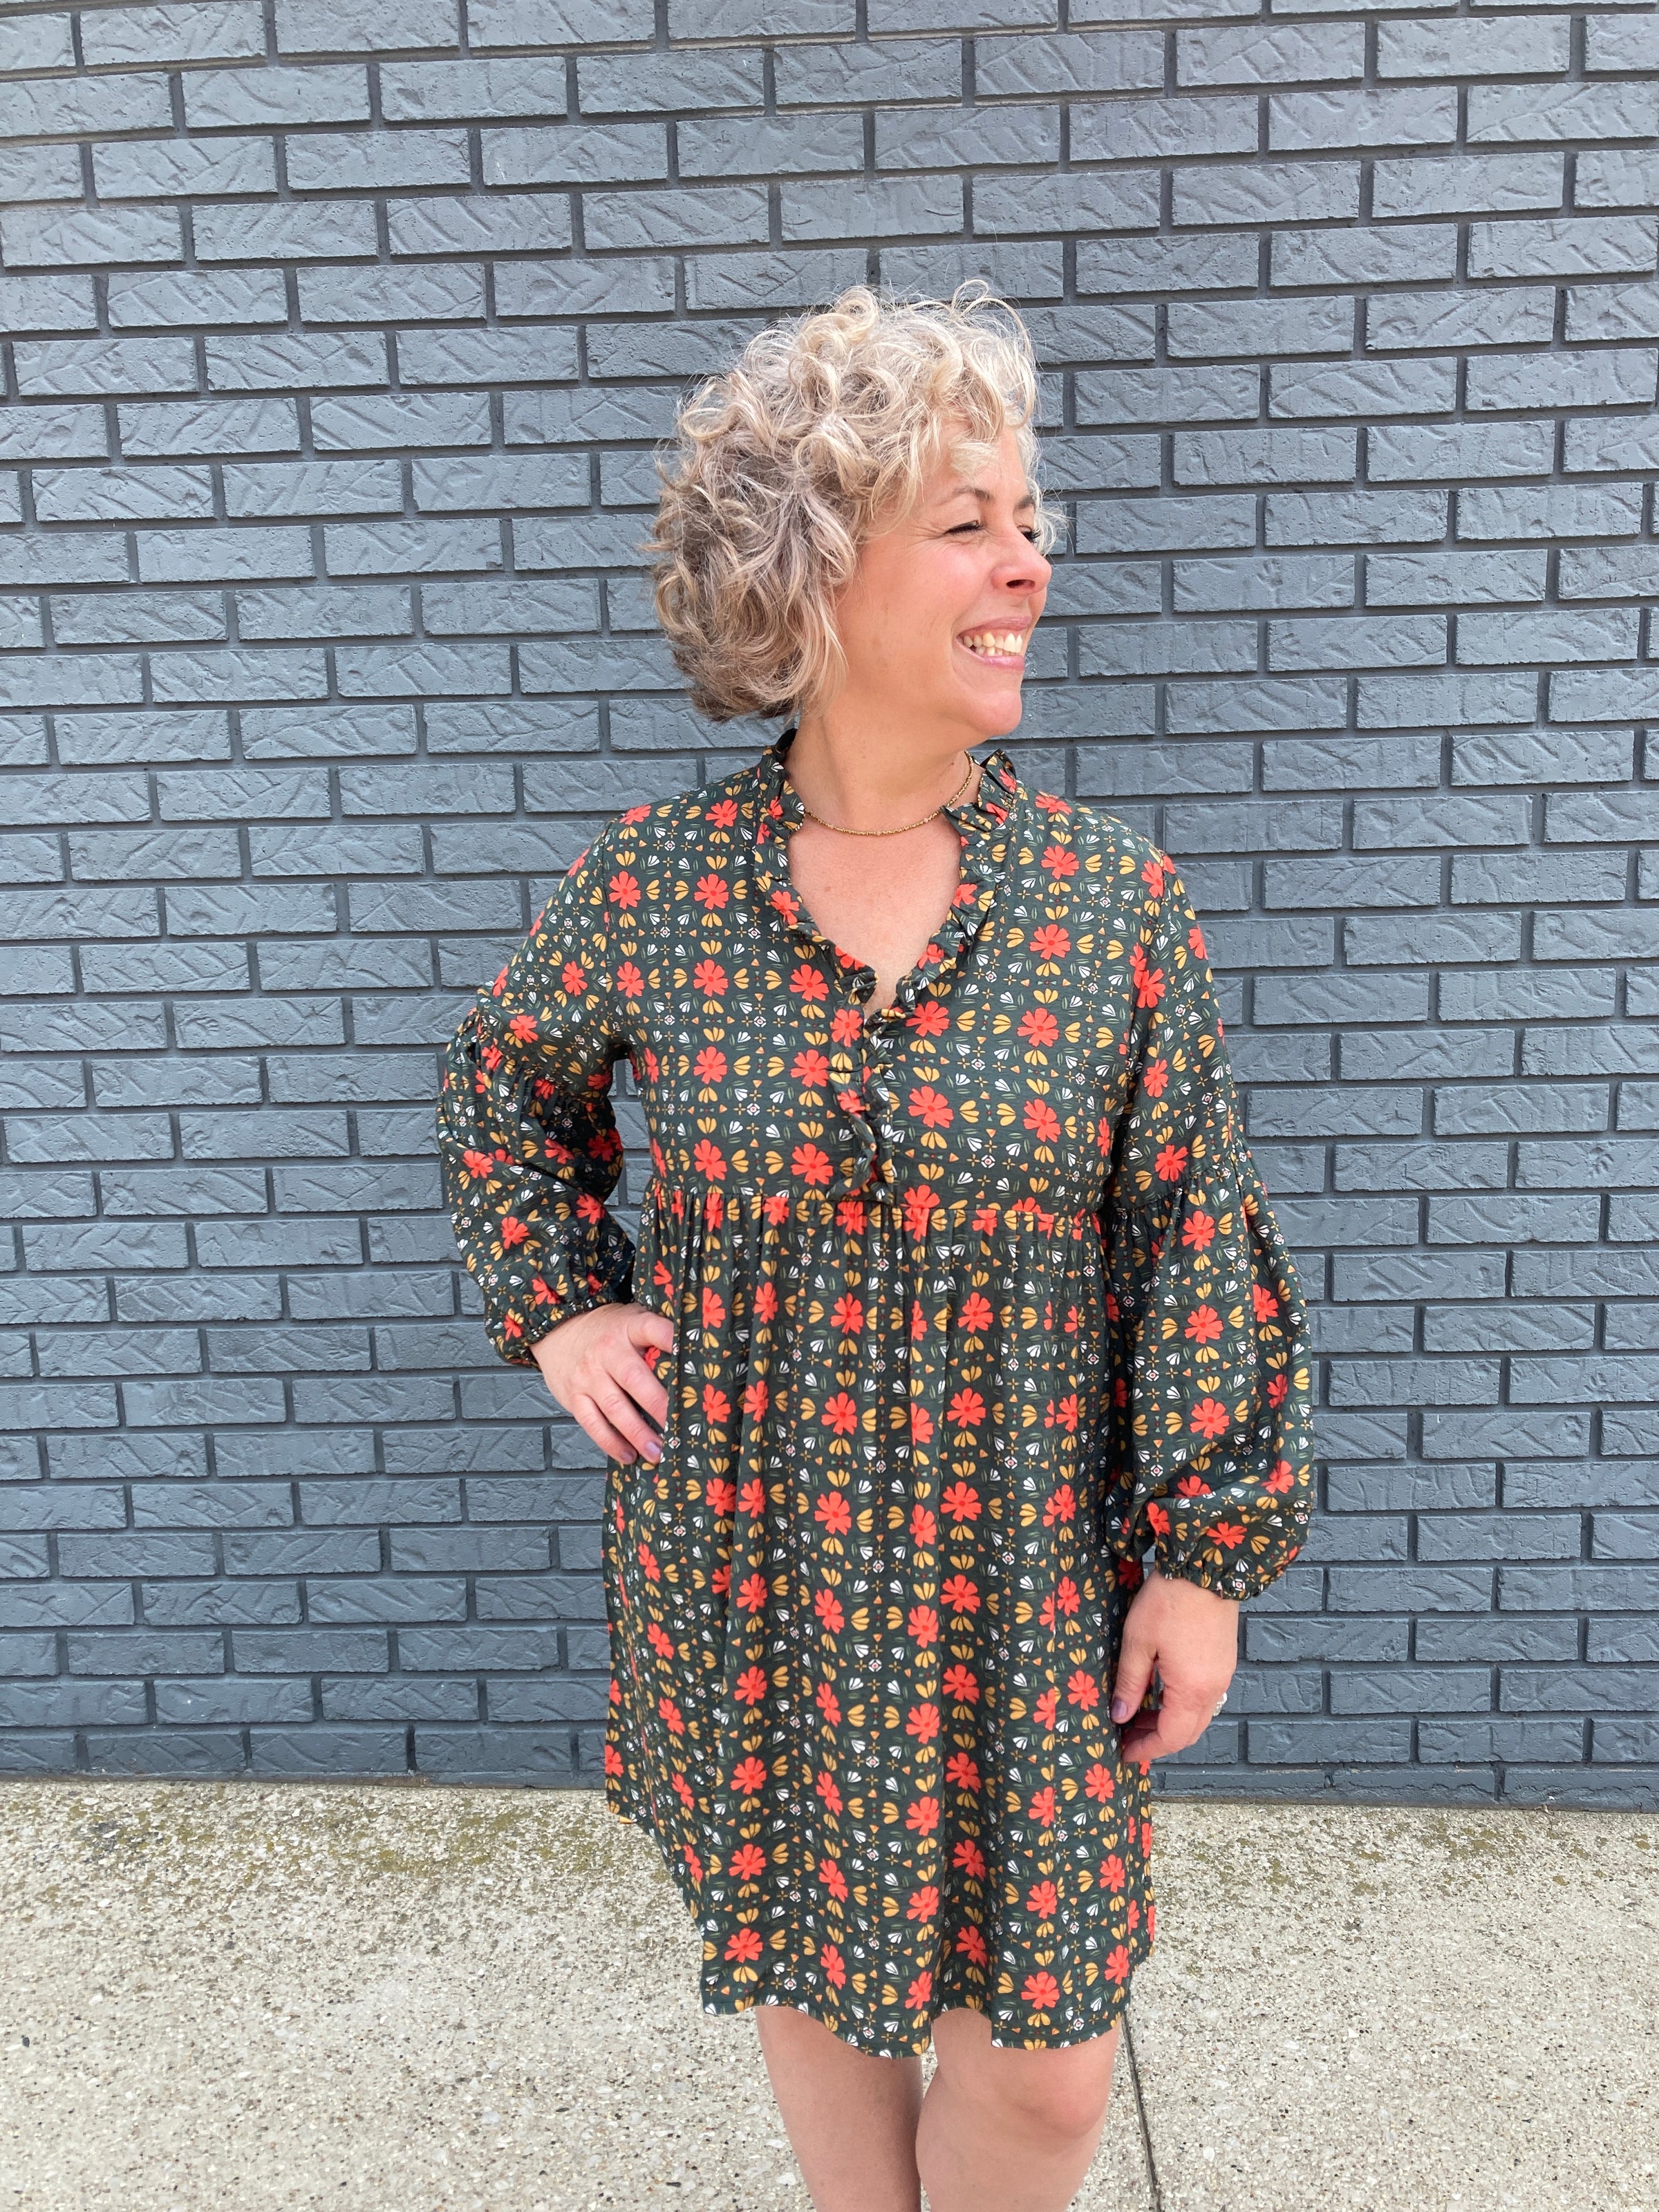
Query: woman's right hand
[{"left": 529, "top": 1302, "right": 675, "bottom": 1465}]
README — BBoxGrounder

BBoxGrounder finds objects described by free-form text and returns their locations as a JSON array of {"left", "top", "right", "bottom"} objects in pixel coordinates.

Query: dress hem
[{"left": 606, "top": 1784, "right": 1152, "bottom": 2062}]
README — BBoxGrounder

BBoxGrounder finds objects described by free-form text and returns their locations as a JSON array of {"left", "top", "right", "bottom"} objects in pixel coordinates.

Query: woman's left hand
[{"left": 1109, "top": 1571, "right": 1240, "bottom": 1765}]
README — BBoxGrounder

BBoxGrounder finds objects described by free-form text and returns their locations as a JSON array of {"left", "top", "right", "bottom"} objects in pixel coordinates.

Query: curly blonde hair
[{"left": 648, "top": 284, "right": 1052, "bottom": 724}]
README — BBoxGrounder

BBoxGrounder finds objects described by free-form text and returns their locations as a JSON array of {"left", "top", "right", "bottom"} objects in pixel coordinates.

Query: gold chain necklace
[{"left": 793, "top": 754, "right": 977, "bottom": 838}]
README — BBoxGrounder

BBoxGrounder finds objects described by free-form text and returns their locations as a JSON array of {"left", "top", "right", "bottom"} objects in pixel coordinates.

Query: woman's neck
[{"left": 787, "top": 712, "right": 982, "bottom": 832}]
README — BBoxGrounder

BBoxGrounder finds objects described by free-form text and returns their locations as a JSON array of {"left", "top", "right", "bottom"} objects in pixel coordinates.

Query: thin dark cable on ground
[{"left": 1121, "top": 2012, "right": 1164, "bottom": 2212}]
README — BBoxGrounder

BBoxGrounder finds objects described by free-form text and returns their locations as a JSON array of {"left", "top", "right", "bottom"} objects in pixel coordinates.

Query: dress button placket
[{"left": 864, "top": 1017, "right": 898, "bottom": 1185}]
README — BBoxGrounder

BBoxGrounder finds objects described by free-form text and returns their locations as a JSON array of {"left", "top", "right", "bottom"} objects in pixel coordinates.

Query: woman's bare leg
[
  {"left": 916, "top": 2007, "right": 1119, "bottom": 2212},
  {"left": 755, "top": 2004, "right": 924, "bottom": 2212}
]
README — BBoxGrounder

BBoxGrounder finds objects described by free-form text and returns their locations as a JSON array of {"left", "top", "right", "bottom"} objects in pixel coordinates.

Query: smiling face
[{"left": 823, "top": 420, "right": 1051, "bottom": 750}]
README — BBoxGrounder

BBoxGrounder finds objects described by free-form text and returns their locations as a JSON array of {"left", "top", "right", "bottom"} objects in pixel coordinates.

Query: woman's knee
[
  {"left": 934, "top": 2019, "right": 1117, "bottom": 2145},
  {"left": 994, "top": 2059, "right": 1114, "bottom": 2146}
]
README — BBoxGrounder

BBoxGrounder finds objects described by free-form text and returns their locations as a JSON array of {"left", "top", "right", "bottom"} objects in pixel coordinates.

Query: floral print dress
[{"left": 440, "top": 738, "right": 1313, "bottom": 2056}]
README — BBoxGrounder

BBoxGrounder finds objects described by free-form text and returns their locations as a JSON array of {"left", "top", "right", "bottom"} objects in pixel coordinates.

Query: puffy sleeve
[
  {"left": 438, "top": 821, "right": 637, "bottom": 1365},
  {"left": 1100, "top": 855, "right": 1315, "bottom": 1600}
]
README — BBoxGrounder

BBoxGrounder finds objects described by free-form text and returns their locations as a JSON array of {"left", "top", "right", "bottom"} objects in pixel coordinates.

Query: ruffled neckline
[{"left": 749, "top": 729, "right": 1020, "bottom": 1021}]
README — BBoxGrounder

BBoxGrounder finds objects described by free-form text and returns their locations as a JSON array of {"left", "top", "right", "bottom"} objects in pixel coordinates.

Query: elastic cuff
[{"left": 1153, "top": 1553, "right": 1264, "bottom": 1603}]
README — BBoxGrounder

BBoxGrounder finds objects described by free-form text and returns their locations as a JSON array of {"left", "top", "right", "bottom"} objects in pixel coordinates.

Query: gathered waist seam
[{"left": 642, "top": 1181, "right": 1099, "bottom": 1237}]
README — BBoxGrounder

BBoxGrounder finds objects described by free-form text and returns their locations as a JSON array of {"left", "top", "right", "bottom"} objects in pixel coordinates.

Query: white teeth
[{"left": 962, "top": 630, "right": 1027, "bottom": 657}]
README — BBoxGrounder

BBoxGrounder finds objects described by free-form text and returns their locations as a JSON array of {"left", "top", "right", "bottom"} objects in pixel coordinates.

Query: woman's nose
[{"left": 998, "top": 532, "right": 1051, "bottom": 587}]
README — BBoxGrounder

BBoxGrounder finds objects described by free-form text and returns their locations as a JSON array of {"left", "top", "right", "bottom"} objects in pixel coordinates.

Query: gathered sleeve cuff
[
  {"left": 1100, "top": 862, "right": 1315, "bottom": 1601},
  {"left": 438, "top": 823, "right": 637, "bottom": 1365}
]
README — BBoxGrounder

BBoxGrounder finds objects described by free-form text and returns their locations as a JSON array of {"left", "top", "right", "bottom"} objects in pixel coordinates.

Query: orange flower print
[
  {"left": 1024, "top": 1097, "right": 1061, "bottom": 1144},
  {"left": 1181, "top": 1210, "right": 1216, "bottom": 1252},
  {"left": 909, "top": 1083, "right": 955, "bottom": 1130},
  {"left": 1185, "top": 1304, "right": 1222, "bottom": 1344},
  {"left": 947, "top": 1388, "right": 986, "bottom": 1430},
  {"left": 816, "top": 1492, "right": 852, "bottom": 1537},
  {"left": 1190, "top": 1398, "right": 1230, "bottom": 1441},
  {"left": 822, "top": 1391, "right": 859, "bottom": 1437}
]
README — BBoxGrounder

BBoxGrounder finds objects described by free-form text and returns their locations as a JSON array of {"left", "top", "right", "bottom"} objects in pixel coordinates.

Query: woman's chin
[{"left": 955, "top": 675, "right": 1026, "bottom": 740}]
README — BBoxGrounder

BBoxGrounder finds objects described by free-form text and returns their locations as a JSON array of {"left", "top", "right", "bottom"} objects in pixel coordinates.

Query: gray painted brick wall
[{"left": 1, "top": 0, "right": 1656, "bottom": 1808}]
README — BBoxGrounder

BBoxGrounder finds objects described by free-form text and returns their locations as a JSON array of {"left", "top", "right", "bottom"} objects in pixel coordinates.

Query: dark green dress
[{"left": 440, "top": 738, "right": 1313, "bottom": 2055}]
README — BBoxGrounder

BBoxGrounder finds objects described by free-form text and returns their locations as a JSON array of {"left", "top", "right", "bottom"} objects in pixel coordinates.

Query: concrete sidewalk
[{"left": 0, "top": 1781, "right": 1652, "bottom": 2212}]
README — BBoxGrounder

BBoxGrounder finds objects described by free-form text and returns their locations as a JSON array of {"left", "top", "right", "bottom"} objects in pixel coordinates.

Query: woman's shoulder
[
  {"left": 566, "top": 754, "right": 766, "bottom": 878},
  {"left": 1011, "top": 778, "right": 1185, "bottom": 922}
]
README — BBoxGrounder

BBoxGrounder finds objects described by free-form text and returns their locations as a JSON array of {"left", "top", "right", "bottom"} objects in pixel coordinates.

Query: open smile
[{"left": 956, "top": 627, "right": 1029, "bottom": 666}]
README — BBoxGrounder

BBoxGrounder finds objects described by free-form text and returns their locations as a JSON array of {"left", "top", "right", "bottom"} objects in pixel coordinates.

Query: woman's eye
[{"left": 948, "top": 521, "right": 983, "bottom": 536}]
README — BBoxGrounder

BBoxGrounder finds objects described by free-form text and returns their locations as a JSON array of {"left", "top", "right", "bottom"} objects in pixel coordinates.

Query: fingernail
[{"left": 1109, "top": 1696, "right": 1131, "bottom": 1723}]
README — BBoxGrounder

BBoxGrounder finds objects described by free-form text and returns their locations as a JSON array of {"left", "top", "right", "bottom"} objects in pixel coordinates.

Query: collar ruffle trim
[{"left": 749, "top": 731, "right": 1021, "bottom": 1022}]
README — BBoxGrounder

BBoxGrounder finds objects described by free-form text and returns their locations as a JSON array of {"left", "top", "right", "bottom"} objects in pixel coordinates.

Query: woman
[{"left": 440, "top": 287, "right": 1313, "bottom": 2212}]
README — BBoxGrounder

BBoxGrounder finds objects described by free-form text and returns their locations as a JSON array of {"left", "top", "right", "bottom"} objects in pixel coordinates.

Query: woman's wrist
[{"left": 1153, "top": 1564, "right": 1240, "bottom": 1606}]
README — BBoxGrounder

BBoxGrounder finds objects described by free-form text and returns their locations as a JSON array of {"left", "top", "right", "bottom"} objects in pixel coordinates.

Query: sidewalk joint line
[{"left": 1123, "top": 2011, "right": 1165, "bottom": 2212}]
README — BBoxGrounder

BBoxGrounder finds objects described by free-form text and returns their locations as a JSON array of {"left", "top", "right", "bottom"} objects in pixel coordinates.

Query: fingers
[
  {"left": 592, "top": 1310, "right": 671, "bottom": 1449},
  {"left": 528, "top": 1304, "right": 677, "bottom": 1465},
  {"left": 614, "top": 1347, "right": 670, "bottom": 1432},
  {"left": 1118, "top": 1710, "right": 1189, "bottom": 1766},
  {"left": 628, "top": 1309, "right": 677, "bottom": 1353},
  {"left": 1118, "top": 1689, "right": 1215, "bottom": 1767},
  {"left": 572, "top": 1398, "right": 646, "bottom": 1466},
  {"left": 592, "top": 1382, "right": 664, "bottom": 1465},
  {"left": 1110, "top": 1569, "right": 1238, "bottom": 1761},
  {"left": 1108, "top": 1633, "right": 1156, "bottom": 1726}
]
